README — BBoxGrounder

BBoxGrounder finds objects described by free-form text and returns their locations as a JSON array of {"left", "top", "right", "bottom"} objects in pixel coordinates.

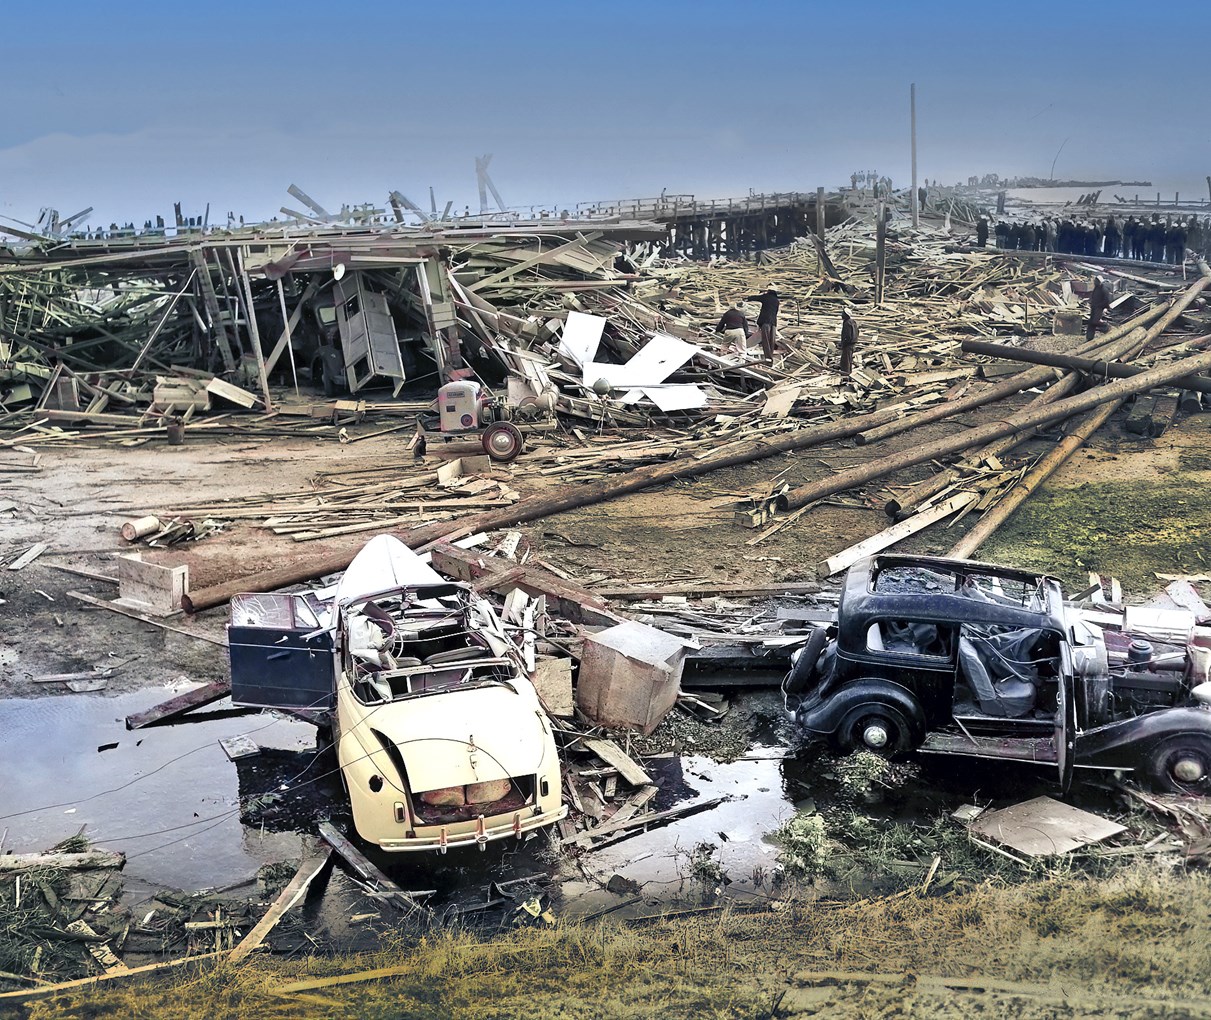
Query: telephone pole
[{"left": 910, "top": 83, "right": 919, "bottom": 228}]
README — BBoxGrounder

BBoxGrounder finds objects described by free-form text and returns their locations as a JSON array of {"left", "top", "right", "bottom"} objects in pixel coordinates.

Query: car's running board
[{"left": 919, "top": 731, "right": 1058, "bottom": 763}]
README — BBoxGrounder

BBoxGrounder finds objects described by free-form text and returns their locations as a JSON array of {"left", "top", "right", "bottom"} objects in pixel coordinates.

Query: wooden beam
[
  {"left": 228, "top": 852, "right": 333, "bottom": 962},
  {"left": 0, "top": 951, "right": 226, "bottom": 1004},
  {"left": 124, "top": 680, "right": 232, "bottom": 730},
  {"left": 317, "top": 822, "right": 431, "bottom": 914},
  {"left": 68, "top": 590, "right": 227, "bottom": 646},
  {"left": 821, "top": 491, "right": 979, "bottom": 576},
  {"left": 262, "top": 279, "right": 318, "bottom": 379}
]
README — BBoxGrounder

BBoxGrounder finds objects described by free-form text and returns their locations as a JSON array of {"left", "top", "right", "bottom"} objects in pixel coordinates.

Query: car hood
[{"left": 364, "top": 684, "right": 551, "bottom": 789}]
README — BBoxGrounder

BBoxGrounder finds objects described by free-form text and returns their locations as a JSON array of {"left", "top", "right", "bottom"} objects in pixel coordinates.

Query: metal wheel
[
  {"left": 481, "top": 421, "right": 524, "bottom": 462},
  {"left": 1146, "top": 735, "right": 1211, "bottom": 794},
  {"left": 842, "top": 706, "right": 911, "bottom": 757}
]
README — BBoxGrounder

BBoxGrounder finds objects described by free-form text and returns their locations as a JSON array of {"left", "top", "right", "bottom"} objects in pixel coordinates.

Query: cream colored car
[{"left": 229, "top": 535, "right": 566, "bottom": 852}]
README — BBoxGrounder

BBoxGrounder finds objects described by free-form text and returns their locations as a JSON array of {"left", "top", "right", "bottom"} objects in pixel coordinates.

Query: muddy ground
[{"left": 2, "top": 389, "right": 1211, "bottom": 1015}]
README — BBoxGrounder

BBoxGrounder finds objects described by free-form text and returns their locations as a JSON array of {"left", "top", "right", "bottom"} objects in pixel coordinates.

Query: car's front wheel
[
  {"left": 1146, "top": 735, "right": 1211, "bottom": 794},
  {"left": 841, "top": 706, "right": 912, "bottom": 757}
]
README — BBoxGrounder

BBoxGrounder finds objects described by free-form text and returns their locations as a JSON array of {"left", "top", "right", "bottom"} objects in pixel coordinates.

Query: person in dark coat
[
  {"left": 715, "top": 303, "right": 749, "bottom": 335},
  {"left": 839, "top": 308, "right": 859, "bottom": 376},
  {"left": 1104, "top": 217, "right": 1120, "bottom": 259},
  {"left": 746, "top": 285, "right": 780, "bottom": 361},
  {"left": 976, "top": 217, "right": 989, "bottom": 247},
  {"left": 994, "top": 220, "right": 1007, "bottom": 249},
  {"left": 1087, "top": 276, "right": 1112, "bottom": 341}
]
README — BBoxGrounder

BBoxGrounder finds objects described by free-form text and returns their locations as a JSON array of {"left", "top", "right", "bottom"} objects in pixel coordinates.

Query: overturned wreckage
[
  {"left": 227, "top": 535, "right": 566, "bottom": 851},
  {"left": 784, "top": 554, "right": 1211, "bottom": 793}
]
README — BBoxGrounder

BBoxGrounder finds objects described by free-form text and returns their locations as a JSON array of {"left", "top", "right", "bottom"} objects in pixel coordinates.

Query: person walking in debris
[
  {"left": 918, "top": 186, "right": 928, "bottom": 212},
  {"left": 1087, "top": 276, "right": 1112, "bottom": 341},
  {"left": 976, "top": 217, "right": 989, "bottom": 247},
  {"left": 839, "top": 308, "right": 859, "bottom": 376},
  {"left": 715, "top": 302, "right": 751, "bottom": 351},
  {"left": 746, "top": 285, "right": 781, "bottom": 362}
]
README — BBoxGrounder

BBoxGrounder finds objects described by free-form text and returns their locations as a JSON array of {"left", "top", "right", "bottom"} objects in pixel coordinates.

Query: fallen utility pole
[
  {"left": 777, "top": 345, "right": 1211, "bottom": 514},
  {"left": 959, "top": 338, "right": 1211, "bottom": 395},
  {"left": 946, "top": 397, "right": 1124, "bottom": 560},
  {"left": 182, "top": 405, "right": 907, "bottom": 612},
  {"left": 856, "top": 301, "right": 1169, "bottom": 446}
]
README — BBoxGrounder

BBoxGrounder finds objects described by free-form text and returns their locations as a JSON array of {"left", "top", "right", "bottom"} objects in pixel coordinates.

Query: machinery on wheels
[{"left": 421, "top": 379, "right": 555, "bottom": 463}]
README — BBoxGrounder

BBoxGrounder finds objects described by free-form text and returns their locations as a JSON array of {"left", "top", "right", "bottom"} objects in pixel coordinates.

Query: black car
[{"left": 783, "top": 554, "right": 1211, "bottom": 793}]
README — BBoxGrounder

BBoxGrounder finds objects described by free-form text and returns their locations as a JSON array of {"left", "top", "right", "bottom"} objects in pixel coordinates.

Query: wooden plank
[
  {"left": 0, "top": 950, "right": 226, "bottom": 1003},
  {"left": 318, "top": 822, "right": 430, "bottom": 913},
  {"left": 124, "top": 680, "right": 231, "bottom": 730},
  {"left": 228, "top": 852, "right": 333, "bottom": 963},
  {"left": 7, "top": 543, "right": 48, "bottom": 571},
  {"left": 581, "top": 737, "right": 652, "bottom": 786},
  {"left": 821, "top": 491, "right": 978, "bottom": 577},
  {"left": 205, "top": 376, "right": 258, "bottom": 409}
]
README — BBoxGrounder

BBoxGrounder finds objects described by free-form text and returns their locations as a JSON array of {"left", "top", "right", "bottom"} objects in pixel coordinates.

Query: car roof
[{"left": 837, "top": 554, "right": 1066, "bottom": 637}]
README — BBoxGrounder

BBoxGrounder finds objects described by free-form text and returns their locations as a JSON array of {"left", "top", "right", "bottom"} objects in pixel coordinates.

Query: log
[
  {"left": 182, "top": 405, "right": 906, "bottom": 613},
  {"left": 857, "top": 302, "right": 1167, "bottom": 447},
  {"left": 959, "top": 339, "right": 1211, "bottom": 395},
  {"left": 318, "top": 822, "right": 431, "bottom": 914},
  {"left": 947, "top": 398, "right": 1124, "bottom": 559},
  {"left": 0, "top": 851, "right": 125, "bottom": 872},
  {"left": 778, "top": 346, "right": 1211, "bottom": 513}
]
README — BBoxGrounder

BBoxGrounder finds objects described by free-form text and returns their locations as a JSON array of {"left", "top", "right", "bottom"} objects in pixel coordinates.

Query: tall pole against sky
[{"left": 910, "top": 83, "right": 919, "bottom": 228}]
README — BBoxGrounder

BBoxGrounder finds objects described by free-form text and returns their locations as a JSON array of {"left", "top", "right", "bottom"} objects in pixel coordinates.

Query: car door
[{"left": 227, "top": 593, "right": 335, "bottom": 711}]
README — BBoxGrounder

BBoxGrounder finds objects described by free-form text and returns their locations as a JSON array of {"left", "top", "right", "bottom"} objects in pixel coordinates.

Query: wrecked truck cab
[
  {"left": 229, "top": 535, "right": 566, "bottom": 852},
  {"left": 783, "top": 553, "right": 1211, "bottom": 794}
]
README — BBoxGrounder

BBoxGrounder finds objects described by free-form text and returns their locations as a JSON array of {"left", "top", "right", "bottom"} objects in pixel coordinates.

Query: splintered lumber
[
  {"left": 318, "top": 822, "right": 431, "bottom": 913},
  {"left": 960, "top": 339, "right": 1211, "bottom": 395},
  {"left": 0, "top": 851, "right": 125, "bottom": 872},
  {"left": 229, "top": 852, "right": 333, "bottom": 962},
  {"left": 580, "top": 737, "right": 653, "bottom": 786},
  {"left": 182, "top": 407, "right": 906, "bottom": 613},
  {"left": 125, "top": 680, "right": 231, "bottom": 729},
  {"left": 596, "top": 580, "right": 822, "bottom": 600},
  {"left": 778, "top": 346, "right": 1211, "bottom": 513},
  {"left": 823, "top": 491, "right": 978, "bottom": 576},
  {"left": 947, "top": 398, "right": 1123, "bottom": 560}
]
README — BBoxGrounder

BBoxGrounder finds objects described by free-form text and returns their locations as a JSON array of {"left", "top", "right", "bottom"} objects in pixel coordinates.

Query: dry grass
[{"left": 14, "top": 863, "right": 1211, "bottom": 1019}]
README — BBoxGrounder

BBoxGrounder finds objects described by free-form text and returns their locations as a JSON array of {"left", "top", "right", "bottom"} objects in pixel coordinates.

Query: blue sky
[{"left": 2, "top": 0, "right": 1208, "bottom": 227}]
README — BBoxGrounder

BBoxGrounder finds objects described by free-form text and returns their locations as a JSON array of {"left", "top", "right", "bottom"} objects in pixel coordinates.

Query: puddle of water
[{"left": 0, "top": 690, "right": 323, "bottom": 890}]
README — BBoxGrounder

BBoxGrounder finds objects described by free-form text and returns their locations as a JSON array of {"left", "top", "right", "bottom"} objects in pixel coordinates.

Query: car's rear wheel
[
  {"left": 1146, "top": 735, "right": 1211, "bottom": 794},
  {"left": 841, "top": 706, "right": 912, "bottom": 757}
]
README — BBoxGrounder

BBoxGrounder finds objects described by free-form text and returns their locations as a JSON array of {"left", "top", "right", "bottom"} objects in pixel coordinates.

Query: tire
[
  {"left": 481, "top": 421, "right": 524, "bottom": 462},
  {"left": 840, "top": 705, "right": 913, "bottom": 757},
  {"left": 1146, "top": 735, "right": 1211, "bottom": 794}
]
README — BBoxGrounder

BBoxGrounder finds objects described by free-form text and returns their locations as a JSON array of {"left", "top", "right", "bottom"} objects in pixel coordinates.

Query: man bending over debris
[
  {"left": 746, "top": 285, "right": 781, "bottom": 362},
  {"left": 840, "top": 308, "right": 859, "bottom": 376},
  {"left": 715, "top": 303, "right": 751, "bottom": 351},
  {"left": 1087, "top": 276, "right": 1112, "bottom": 341}
]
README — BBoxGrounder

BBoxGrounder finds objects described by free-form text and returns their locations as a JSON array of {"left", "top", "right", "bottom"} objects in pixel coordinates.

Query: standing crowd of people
[{"left": 975, "top": 214, "right": 1210, "bottom": 263}]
